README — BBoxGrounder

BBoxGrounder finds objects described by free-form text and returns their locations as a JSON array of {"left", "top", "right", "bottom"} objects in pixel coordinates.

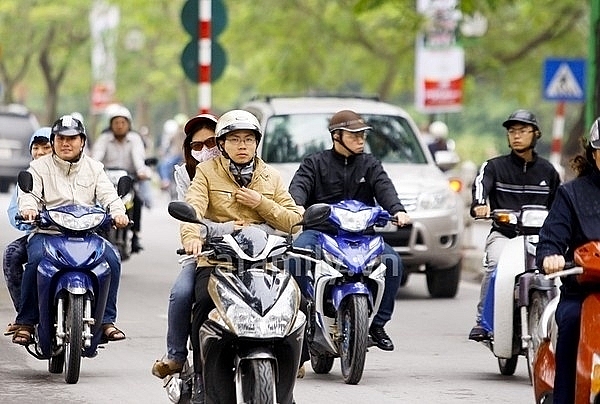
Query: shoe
[
  {"left": 101, "top": 323, "right": 126, "bottom": 343},
  {"left": 369, "top": 325, "right": 394, "bottom": 351},
  {"left": 152, "top": 358, "right": 185, "bottom": 379},
  {"left": 4, "top": 323, "right": 19, "bottom": 336},
  {"left": 296, "top": 364, "right": 305, "bottom": 379},
  {"left": 12, "top": 324, "right": 34, "bottom": 346},
  {"left": 131, "top": 234, "right": 143, "bottom": 253},
  {"left": 191, "top": 372, "right": 205, "bottom": 404},
  {"left": 468, "top": 324, "right": 491, "bottom": 342}
]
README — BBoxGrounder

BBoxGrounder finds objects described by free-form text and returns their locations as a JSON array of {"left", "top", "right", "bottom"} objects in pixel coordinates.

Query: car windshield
[{"left": 261, "top": 113, "right": 427, "bottom": 164}]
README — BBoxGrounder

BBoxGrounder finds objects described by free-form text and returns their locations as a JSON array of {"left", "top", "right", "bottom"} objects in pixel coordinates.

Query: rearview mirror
[
  {"left": 299, "top": 203, "right": 331, "bottom": 227},
  {"left": 168, "top": 201, "right": 202, "bottom": 224},
  {"left": 17, "top": 171, "right": 33, "bottom": 193},
  {"left": 116, "top": 176, "right": 133, "bottom": 198}
]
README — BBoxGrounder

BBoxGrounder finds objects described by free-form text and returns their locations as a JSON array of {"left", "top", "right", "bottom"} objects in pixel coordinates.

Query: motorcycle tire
[
  {"left": 64, "top": 294, "right": 84, "bottom": 384},
  {"left": 338, "top": 294, "right": 369, "bottom": 385},
  {"left": 526, "top": 290, "right": 551, "bottom": 384},
  {"left": 48, "top": 351, "right": 65, "bottom": 374},
  {"left": 239, "top": 359, "right": 276, "bottom": 404},
  {"left": 498, "top": 355, "right": 518, "bottom": 376}
]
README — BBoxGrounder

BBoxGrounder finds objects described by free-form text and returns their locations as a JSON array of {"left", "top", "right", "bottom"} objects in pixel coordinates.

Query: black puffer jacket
[{"left": 289, "top": 149, "right": 406, "bottom": 215}]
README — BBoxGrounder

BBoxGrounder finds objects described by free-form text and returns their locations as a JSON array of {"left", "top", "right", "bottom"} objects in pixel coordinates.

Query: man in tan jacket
[{"left": 180, "top": 110, "right": 303, "bottom": 395}]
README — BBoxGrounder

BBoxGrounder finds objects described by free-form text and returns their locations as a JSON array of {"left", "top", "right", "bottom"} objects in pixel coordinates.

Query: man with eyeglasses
[
  {"left": 288, "top": 109, "right": 411, "bottom": 353},
  {"left": 468, "top": 109, "right": 561, "bottom": 342}
]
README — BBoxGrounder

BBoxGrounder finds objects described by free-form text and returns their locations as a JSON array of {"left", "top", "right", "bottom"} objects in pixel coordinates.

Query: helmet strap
[{"left": 333, "top": 131, "right": 359, "bottom": 156}]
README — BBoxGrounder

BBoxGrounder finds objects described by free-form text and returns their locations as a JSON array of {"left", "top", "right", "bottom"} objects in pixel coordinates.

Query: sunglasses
[{"left": 190, "top": 137, "right": 217, "bottom": 151}]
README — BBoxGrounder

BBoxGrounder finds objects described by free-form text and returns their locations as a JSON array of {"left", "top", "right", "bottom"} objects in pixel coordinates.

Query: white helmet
[
  {"left": 215, "top": 110, "right": 262, "bottom": 143},
  {"left": 429, "top": 121, "right": 448, "bottom": 139},
  {"left": 162, "top": 119, "right": 179, "bottom": 136},
  {"left": 107, "top": 104, "right": 132, "bottom": 124}
]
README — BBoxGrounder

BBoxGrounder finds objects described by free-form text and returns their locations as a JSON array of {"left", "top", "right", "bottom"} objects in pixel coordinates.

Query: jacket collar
[{"left": 329, "top": 148, "right": 357, "bottom": 163}]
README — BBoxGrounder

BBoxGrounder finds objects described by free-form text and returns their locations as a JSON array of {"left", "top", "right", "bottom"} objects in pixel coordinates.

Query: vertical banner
[
  {"left": 89, "top": 1, "right": 120, "bottom": 114},
  {"left": 415, "top": 0, "right": 464, "bottom": 114}
]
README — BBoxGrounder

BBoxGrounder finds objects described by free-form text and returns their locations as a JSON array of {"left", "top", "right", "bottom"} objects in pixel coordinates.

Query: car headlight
[
  {"left": 209, "top": 278, "right": 300, "bottom": 338},
  {"left": 48, "top": 211, "right": 105, "bottom": 231},
  {"left": 417, "top": 187, "right": 457, "bottom": 210}
]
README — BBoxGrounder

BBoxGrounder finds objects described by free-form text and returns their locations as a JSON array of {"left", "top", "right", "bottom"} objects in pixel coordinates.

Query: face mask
[{"left": 192, "top": 146, "right": 220, "bottom": 163}]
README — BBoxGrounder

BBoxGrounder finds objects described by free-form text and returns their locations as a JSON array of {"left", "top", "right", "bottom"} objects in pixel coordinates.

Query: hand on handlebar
[
  {"left": 19, "top": 209, "right": 38, "bottom": 222},
  {"left": 394, "top": 212, "right": 411, "bottom": 227},
  {"left": 473, "top": 205, "right": 490, "bottom": 219},
  {"left": 183, "top": 239, "right": 203, "bottom": 256},
  {"left": 112, "top": 214, "right": 130, "bottom": 229},
  {"left": 542, "top": 254, "right": 566, "bottom": 275}
]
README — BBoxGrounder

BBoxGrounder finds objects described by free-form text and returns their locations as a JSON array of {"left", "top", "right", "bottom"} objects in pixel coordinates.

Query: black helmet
[
  {"left": 502, "top": 109, "right": 540, "bottom": 132},
  {"left": 51, "top": 114, "right": 87, "bottom": 142}
]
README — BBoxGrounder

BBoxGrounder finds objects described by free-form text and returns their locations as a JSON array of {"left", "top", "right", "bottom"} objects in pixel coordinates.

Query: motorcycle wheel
[
  {"left": 239, "top": 359, "right": 276, "bottom": 404},
  {"left": 526, "top": 290, "right": 550, "bottom": 384},
  {"left": 310, "top": 351, "right": 335, "bottom": 374},
  {"left": 338, "top": 294, "right": 369, "bottom": 385},
  {"left": 64, "top": 294, "right": 84, "bottom": 384},
  {"left": 498, "top": 355, "right": 518, "bottom": 376}
]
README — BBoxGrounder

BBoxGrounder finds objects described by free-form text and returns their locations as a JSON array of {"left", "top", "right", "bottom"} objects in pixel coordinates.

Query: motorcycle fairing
[
  {"left": 35, "top": 235, "right": 112, "bottom": 357},
  {"left": 576, "top": 294, "right": 600, "bottom": 403},
  {"left": 320, "top": 232, "right": 386, "bottom": 274}
]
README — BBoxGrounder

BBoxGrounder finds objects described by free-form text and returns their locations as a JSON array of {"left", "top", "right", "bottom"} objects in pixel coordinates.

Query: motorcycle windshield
[{"left": 232, "top": 226, "right": 269, "bottom": 257}]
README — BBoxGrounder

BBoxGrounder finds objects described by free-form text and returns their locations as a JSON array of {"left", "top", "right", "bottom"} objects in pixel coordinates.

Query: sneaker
[
  {"left": 369, "top": 325, "right": 394, "bottom": 351},
  {"left": 132, "top": 234, "right": 144, "bottom": 253},
  {"left": 468, "top": 324, "right": 491, "bottom": 342}
]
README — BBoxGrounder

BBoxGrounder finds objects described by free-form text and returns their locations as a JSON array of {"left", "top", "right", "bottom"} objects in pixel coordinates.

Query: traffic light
[{"left": 180, "top": 0, "right": 227, "bottom": 83}]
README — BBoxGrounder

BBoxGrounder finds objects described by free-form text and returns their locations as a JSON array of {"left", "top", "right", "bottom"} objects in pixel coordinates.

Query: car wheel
[{"left": 425, "top": 261, "right": 461, "bottom": 298}]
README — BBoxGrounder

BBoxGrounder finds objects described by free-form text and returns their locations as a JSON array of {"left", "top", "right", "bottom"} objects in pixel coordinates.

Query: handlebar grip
[{"left": 176, "top": 248, "right": 187, "bottom": 255}]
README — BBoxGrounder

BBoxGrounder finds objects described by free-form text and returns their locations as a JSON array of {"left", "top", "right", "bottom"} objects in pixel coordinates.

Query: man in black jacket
[
  {"left": 288, "top": 109, "right": 411, "bottom": 351},
  {"left": 468, "top": 109, "right": 561, "bottom": 341}
]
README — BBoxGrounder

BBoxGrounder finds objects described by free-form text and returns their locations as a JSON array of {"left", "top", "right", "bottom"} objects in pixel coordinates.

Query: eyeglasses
[
  {"left": 190, "top": 137, "right": 217, "bottom": 151},
  {"left": 507, "top": 128, "right": 534, "bottom": 136},
  {"left": 225, "top": 137, "right": 257, "bottom": 145}
]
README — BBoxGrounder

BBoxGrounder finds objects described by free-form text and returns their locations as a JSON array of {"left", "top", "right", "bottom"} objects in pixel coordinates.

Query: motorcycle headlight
[
  {"left": 418, "top": 187, "right": 457, "bottom": 210},
  {"left": 521, "top": 209, "right": 548, "bottom": 227},
  {"left": 210, "top": 279, "right": 300, "bottom": 338},
  {"left": 48, "top": 211, "right": 105, "bottom": 231},
  {"left": 332, "top": 207, "right": 372, "bottom": 232}
]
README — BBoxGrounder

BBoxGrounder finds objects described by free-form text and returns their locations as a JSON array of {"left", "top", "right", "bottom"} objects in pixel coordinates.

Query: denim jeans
[
  {"left": 17, "top": 233, "right": 121, "bottom": 325},
  {"left": 289, "top": 229, "right": 402, "bottom": 328},
  {"left": 166, "top": 260, "right": 196, "bottom": 364},
  {"left": 2, "top": 235, "right": 28, "bottom": 312}
]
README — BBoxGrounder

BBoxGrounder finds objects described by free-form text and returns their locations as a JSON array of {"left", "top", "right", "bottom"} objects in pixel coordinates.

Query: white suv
[{"left": 243, "top": 95, "right": 464, "bottom": 298}]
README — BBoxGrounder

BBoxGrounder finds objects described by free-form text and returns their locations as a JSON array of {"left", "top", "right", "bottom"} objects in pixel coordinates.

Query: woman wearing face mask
[{"left": 153, "top": 114, "right": 240, "bottom": 380}]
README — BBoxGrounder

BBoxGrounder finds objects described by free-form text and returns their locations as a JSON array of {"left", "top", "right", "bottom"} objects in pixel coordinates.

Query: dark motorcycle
[
  {"left": 103, "top": 168, "right": 135, "bottom": 260},
  {"left": 168, "top": 201, "right": 306, "bottom": 404}
]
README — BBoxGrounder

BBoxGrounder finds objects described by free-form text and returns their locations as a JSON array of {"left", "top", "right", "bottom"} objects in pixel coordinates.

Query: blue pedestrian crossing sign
[{"left": 543, "top": 58, "right": 586, "bottom": 102}]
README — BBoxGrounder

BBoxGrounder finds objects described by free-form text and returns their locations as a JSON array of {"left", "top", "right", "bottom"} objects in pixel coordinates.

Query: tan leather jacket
[{"left": 181, "top": 156, "right": 303, "bottom": 245}]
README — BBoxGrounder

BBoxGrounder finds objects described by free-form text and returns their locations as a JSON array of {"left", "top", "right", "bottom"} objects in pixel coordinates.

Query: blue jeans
[
  {"left": 553, "top": 290, "right": 582, "bottom": 404},
  {"left": 2, "top": 235, "right": 28, "bottom": 312},
  {"left": 166, "top": 260, "right": 196, "bottom": 364},
  {"left": 289, "top": 229, "right": 402, "bottom": 327},
  {"left": 17, "top": 233, "right": 121, "bottom": 325}
]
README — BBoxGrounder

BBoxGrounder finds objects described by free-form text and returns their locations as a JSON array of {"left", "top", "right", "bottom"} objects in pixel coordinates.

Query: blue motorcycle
[
  {"left": 290, "top": 200, "right": 397, "bottom": 384},
  {"left": 16, "top": 171, "right": 131, "bottom": 384}
]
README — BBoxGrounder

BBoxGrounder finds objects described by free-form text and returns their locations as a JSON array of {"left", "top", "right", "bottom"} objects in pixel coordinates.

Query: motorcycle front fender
[{"left": 331, "top": 282, "right": 370, "bottom": 311}]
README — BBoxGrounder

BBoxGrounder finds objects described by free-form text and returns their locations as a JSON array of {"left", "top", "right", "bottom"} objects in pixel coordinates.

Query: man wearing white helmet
[
  {"left": 179, "top": 109, "right": 303, "bottom": 391},
  {"left": 92, "top": 105, "right": 151, "bottom": 252},
  {"left": 427, "top": 120, "right": 449, "bottom": 156}
]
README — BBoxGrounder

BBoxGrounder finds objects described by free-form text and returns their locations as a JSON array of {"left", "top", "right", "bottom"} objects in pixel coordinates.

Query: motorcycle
[
  {"left": 103, "top": 168, "right": 135, "bottom": 260},
  {"left": 167, "top": 201, "right": 306, "bottom": 404},
  {"left": 15, "top": 170, "right": 132, "bottom": 384},
  {"left": 533, "top": 241, "right": 600, "bottom": 404},
  {"left": 477, "top": 205, "right": 557, "bottom": 382},
  {"left": 288, "top": 199, "right": 396, "bottom": 385}
]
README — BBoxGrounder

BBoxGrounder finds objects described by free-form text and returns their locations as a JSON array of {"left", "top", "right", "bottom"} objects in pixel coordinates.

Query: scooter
[
  {"left": 16, "top": 171, "right": 132, "bottom": 384},
  {"left": 477, "top": 205, "right": 557, "bottom": 382},
  {"left": 103, "top": 168, "right": 135, "bottom": 260},
  {"left": 288, "top": 200, "right": 396, "bottom": 385},
  {"left": 533, "top": 240, "right": 600, "bottom": 404},
  {"left": 168, "top": 201, "right": 306, "bottom": 404}
]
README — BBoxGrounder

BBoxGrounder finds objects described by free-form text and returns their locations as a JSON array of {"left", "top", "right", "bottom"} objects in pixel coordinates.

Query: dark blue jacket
[{"left": 536, "top": 170, "right": 600, "bottom": 294}]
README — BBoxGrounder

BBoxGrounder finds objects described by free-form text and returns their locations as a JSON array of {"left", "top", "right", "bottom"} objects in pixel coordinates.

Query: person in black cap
[
  {"left": 468, "top": 109, "right": 561, "bottom": 342},
  {"left": 536, "top": 117, "right": 600, "bottom": 403},
  {"left": 288, "top": 109, "right": 411, "bottom": 353}
]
